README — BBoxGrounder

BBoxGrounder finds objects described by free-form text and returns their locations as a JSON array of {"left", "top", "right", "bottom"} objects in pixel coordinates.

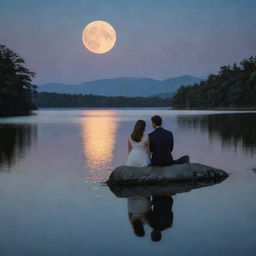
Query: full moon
[{"left": 82, "top": 21, "right": 116, "bottom": 54}]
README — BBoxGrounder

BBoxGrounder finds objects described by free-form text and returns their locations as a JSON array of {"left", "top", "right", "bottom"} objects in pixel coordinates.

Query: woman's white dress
[
  {"left": 126, "top": 135, "right": 151, "bottom": 167},
  {"left": 128, "top": 196, "right": 150, "bottom": 224}
]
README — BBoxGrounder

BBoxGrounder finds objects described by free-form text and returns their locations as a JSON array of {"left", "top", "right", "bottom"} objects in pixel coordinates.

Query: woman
[
  {"left": 128, "top": 196, "right": 151, "bottom": 237},
  {"left": 126, "top": 120, "right": 151, "bottom": 167}
]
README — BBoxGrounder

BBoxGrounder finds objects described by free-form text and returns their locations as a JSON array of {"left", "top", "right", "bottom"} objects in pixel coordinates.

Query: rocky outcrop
[{"left": 107, "top": 163, "right": 228, "bottom": 185}]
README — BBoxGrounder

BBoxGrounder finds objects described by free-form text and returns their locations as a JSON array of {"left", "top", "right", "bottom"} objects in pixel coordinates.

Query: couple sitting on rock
[{"left": 127, "top": 115, "right": 189, "bottom": 167}]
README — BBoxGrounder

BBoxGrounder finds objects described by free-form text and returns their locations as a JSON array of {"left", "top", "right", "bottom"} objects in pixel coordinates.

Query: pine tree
[{"left": 0, "top": 44, "right": 37, "bottom": 116}]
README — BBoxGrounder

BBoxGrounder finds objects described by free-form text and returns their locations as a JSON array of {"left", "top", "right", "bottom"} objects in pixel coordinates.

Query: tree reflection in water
[
  {"left": 0, "top": 124, "right": 37, "bottom": 171},
  {"left": 177, "top": 113, "right": 256, "bottom": 154}
]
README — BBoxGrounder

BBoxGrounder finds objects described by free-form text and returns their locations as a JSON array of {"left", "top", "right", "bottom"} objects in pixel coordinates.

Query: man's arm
[
  {"left": 169, "top": 132, "right": 174, "bottom": 152},
  {"left": 148, "top": 134, "right": 153, "bottom": 154},
  {"left": 146, "top": 135, "right": 151, "bottom": 157}
]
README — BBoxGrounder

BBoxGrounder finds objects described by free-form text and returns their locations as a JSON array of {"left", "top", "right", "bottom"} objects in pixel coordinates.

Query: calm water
[{"left": 0, "top": 109, "right": 256, "bottom": 256}]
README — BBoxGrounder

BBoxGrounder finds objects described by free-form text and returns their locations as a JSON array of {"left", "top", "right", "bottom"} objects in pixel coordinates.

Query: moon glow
[{"left": 82, "top": 21, "right": 116, "bottom": 54}]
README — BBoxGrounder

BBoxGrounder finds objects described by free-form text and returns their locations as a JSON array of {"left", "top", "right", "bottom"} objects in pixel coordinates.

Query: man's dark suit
[
  {"left": 149, "top": 127, "right": 174, "bottom": 166},
  {"left": 146, "top": 196, "right": 173, "bottom": 232}
]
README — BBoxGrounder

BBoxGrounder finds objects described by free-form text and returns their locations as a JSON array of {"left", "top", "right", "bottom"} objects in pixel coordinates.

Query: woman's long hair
[
  {"left": 131, "top": 120, "right": 146, "bottom": 142},
  {"left": 132, "top": 219, "right": 145, "bottom": 237}
]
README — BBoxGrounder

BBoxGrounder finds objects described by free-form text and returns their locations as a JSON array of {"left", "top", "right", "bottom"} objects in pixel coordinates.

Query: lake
[{"left": 0, "top": 109, "right": 255, "bottom": 256}]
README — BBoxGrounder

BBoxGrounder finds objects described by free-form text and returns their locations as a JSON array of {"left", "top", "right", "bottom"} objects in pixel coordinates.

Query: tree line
[
  {"left": 0, "top": 44, "right": 37, "bottom": 116},
  {"left": 2, "top": 43, "right": 255, "bottom": 114},
  {"left": 172, "top": 56, "right": 256, "bottom": 109},
  {"left": 36, "top": 92, "right": 171, "bottom": 108}
]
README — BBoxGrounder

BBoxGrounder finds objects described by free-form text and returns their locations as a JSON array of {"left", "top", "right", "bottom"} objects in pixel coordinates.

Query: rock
[
  {"left": 108, "top": 177, "right": 227, "bottom": 198},
  {"left": 107, "top": 163, "right": 228, "bottom": 185}
]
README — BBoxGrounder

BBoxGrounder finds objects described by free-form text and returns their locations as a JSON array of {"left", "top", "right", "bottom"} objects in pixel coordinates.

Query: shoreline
[{"left": 172, "top": 107, "right": 256, "bottom": 111}]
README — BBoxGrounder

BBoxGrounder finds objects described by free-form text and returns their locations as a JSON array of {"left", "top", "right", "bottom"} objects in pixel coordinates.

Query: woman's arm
[{"left": 128, "top": 138, "right": 132, "bottom": 154}]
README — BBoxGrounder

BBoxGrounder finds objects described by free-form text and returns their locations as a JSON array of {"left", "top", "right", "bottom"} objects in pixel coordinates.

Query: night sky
[{"left": 1, "top": 0, "right": 255, "bottom": 84}]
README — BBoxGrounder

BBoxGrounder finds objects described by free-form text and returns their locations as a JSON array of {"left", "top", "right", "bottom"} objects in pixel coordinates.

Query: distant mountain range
[{"left": 38, "top": 75, "right": 202, "bottom": 97}]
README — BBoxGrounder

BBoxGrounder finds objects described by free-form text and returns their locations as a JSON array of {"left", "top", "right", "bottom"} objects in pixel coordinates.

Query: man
[
  {"left": 149, "top": 115, "right": 189, "bottom": 166},
  {"left": 146, "top": 196, "right": 174, "bottom": 242}
]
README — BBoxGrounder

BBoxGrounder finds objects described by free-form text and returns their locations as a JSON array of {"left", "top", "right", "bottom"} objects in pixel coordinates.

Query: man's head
[
  {"left": 151, "top": 230, "right": 162, "bottom": 242},
  {"left": 151, "top": 115, "right": 162, "bottom": 129}
]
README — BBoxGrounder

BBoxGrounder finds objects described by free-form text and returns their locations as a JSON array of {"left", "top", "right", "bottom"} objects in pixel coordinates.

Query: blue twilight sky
[{"left": 0, "top": 0, "right": 256, "bottom": 84}]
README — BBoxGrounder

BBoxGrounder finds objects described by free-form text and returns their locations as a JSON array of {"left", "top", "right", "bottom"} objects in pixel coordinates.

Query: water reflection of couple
[
  {"left": 126, "top": 115, "right": 189, "bottom": 167},
  {"left": 128, "top": 196, "right": 173, "bottom": 241}
]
